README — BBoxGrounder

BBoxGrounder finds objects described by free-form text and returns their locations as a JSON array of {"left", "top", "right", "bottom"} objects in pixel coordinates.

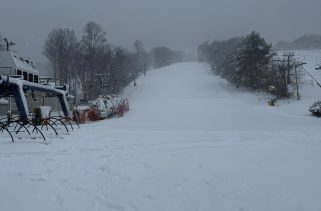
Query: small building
[
  {"left": 0, "top": 41, "right": 73, "bottom": 119},
  {"left": 0, "top": 50, "right": 39, "bottom": 83}
]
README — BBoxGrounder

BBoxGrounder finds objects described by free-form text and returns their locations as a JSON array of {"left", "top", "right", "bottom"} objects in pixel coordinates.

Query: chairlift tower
[
  {"left": 293, "top": 60, "right": 307, "bottom": 101},
  {"left": 95, "top": 73, "right": 110, "bottom": 96},
  {"left": 283, "top": 52, "right": 295, "bottom": 84}
]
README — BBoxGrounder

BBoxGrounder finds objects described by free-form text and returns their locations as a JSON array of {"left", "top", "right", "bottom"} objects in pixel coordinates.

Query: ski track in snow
[{"left": 1, "top": 51, "right": 321, "bottom": 211}]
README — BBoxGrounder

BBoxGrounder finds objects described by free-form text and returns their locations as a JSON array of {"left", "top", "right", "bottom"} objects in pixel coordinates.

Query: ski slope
[{"left": 1, "top": 53, "right": 321, "bottom": 211}]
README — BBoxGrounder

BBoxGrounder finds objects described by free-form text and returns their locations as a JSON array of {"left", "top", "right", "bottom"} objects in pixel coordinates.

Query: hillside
[
  {"left": 0, "top": 53, "right": 321, "bottom": 210},
  {"left": 275, "top": 34, "right": 321, "bottom": 50}
]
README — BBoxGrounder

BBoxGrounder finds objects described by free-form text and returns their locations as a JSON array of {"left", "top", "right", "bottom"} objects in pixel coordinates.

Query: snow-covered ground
[{"left": 1, "top": 50, "right": 321, "bottom": 211}]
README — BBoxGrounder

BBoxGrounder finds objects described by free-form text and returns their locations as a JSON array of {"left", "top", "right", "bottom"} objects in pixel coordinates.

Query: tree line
[
  {"left": 275, "top": 34, "right": 321, "bottom": 50},
  {"left": 0, "top": 34, "right": 7, "bottom": 51},
  {"left": 198, "top": 31, "right": 301, "bottom": 98},
  {"left": 43, "top": 21, "right": 185, "bottom": 102}
]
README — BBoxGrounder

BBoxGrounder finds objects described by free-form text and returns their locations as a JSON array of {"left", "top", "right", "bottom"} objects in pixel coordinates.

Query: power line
[{"left": 301, "top": 66, "right": 321, "bottom": 88}]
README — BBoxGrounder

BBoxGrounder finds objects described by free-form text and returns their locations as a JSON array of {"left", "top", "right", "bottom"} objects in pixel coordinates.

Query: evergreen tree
[{"left": 234, "top": 31, "right": 273, "bottom": 90}]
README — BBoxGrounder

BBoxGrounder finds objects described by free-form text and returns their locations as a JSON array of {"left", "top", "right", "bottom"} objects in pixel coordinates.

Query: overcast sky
[{"left": 1, "top": 0, "right": 321, "bottom": 61}]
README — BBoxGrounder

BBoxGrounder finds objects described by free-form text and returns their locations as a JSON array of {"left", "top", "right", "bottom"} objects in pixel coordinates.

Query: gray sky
[{"left": 1, "top": 0, "right": 321, "bottom": 61}]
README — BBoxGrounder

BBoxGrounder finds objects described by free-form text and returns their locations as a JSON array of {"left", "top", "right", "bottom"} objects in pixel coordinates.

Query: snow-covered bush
[
  {"left": 102, "top": 98, "right": 114, "bottom": 118},
  {"left": 91, "top": 97, "right": 109, "bottom": 119},
  {"left": 309, "top": 100, "right": 321, "bottom": 117},
  {"left": 90, "top": 95, "right": 129, "bottom": 119}
]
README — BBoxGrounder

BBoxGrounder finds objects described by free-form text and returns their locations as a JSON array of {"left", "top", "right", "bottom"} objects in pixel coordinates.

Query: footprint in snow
[
  {"left": 172, "top": 183, "right": 184, "bottom": 189},
  {"left": 143, "top": 163, "right": 151, "bottom": 170},
  {"left": 143, "top": 194, "right": 154, "bottom": 200},
  {"left": 105, "top": 202, "right": 126, "bottom": 211},
  {"left": 197, "top": 164, "right": 203, "bottom": 168},
  {"left": 13, "top": 172, "right": 24, "bottom": 177},
  {"left": 56, "top": 178, "right": 69, "bottom": 186},
  {"left": 30, "top": 177, "right": 48, "bottom": 182}
]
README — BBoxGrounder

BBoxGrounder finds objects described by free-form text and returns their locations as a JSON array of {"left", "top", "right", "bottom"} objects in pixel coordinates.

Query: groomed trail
[{"left": 1, "top": 61, "right": 321, "bottom": 211}]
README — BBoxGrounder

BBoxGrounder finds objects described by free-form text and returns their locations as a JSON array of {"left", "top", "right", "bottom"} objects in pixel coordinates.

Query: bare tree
[
  {"left": 132, "top": 40, "right": 143, "bottom": 84},
  {"left": 81, "top": 21, "right": 107, "bottom": 52},
  {"left": 80, "top": 21, "right": 111, "bottom": 99},
  {"left": 134, "top": 40, "right": 151, "bottom": 76},
  {"left": 134, "top": 40, "right": 144, "bottom": 54},
  {"left": 43, "top": 28, "right": 77, "bottom": 85},
  {"left": 42, "top": 23, "right": 151, "bottom": 101}
]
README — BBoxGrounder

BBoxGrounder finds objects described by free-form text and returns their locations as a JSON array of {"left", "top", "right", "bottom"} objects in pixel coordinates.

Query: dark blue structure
[{"left": 0, "top": 75, "right": 70, "bottom": 123}]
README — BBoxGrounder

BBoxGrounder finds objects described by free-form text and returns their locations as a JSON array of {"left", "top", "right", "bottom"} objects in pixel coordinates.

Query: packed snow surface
[{"left": 1, "top": 50, "right": 321, "bottom": 211}]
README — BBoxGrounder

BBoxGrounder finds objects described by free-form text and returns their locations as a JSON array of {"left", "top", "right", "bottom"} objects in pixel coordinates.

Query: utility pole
[
  {"left": 3, "top": 38, "right": 16, "bottom": 51},
  {"left": 301, "top": 66, "right": 321, "bottom": 88},
  {"left": 293, "top": 60, "right": 307, "bottom": 101}
]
